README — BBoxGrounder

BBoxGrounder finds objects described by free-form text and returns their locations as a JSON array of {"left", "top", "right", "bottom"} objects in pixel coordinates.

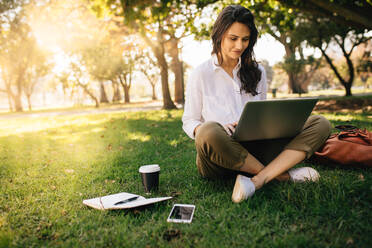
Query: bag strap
[
  {"left": 335, "top": 124, "right": 358, "bottom": 131},
  {"left": 338, "top": 129, "right": 372, "bottom": 145}
]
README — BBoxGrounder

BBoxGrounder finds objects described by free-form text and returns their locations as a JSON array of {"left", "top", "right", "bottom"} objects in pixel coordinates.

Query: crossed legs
[{"left": 195, "top": 115, "right": 332, "bottom": 191}]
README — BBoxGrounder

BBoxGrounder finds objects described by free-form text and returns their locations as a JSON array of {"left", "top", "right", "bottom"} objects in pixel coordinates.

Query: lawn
[{"left": 0, "top": 105, "right": 371, "bottom": 247}]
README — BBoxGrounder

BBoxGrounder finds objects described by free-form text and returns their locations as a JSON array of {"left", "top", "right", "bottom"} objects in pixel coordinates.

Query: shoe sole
[{"left": 232, "top": 175, "right": 246, "bottom": 203}]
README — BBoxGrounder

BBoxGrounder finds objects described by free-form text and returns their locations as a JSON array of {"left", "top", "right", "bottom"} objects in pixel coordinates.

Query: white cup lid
[{"left": 139, "top": 164, "right": 160, "bottom": 173}]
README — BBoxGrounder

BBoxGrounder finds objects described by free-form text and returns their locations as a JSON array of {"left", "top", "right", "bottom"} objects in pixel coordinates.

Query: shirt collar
[{"left": 212, "top": 53, "right": 241, "bottom": 72}]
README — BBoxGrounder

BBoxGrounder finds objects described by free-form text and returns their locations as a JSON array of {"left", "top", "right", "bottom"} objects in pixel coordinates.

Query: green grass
[{"left": 0, "top": 108, "right": 371, "bottom": 247}]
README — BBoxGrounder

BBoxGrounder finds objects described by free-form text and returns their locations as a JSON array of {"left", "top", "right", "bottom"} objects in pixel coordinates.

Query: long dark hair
[{"left": 211, "top": 5, "right": 261, "bottom": 95}]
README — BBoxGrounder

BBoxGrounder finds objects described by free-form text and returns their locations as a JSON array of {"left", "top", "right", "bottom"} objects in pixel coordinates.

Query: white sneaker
[
  {"left": 232, "top": 175, "right": 255, "bottom": 203},
  {"left": 288, "top": 167, "right": 320, "bottom": 182}
]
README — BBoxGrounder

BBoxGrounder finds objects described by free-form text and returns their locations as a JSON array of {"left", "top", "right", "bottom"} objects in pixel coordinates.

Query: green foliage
[
  {"left": 0, "top": 8, "right": 52, "bottom": 110},
  {"left": 0, "top": 101, "right": 371, "bottom": 247},
  {"left": 277, "top": 0, "right": 372, "bottom": 30},
  {"left": 0, "top": 0, "right": 20, "bottom": 15}
]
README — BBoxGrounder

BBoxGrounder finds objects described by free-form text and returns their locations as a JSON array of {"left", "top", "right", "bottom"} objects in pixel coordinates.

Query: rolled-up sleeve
[{"left": 182, "top": 69, "right": 203, "bottom": 139}]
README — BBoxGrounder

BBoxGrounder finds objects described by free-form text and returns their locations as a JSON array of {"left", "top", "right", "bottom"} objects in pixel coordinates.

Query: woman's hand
[
  {"left": 223, "top": 122, "right": 238, "bottom": 136},
  {"left": 194, "top": 124, "right": 201, "bottom": 137}
]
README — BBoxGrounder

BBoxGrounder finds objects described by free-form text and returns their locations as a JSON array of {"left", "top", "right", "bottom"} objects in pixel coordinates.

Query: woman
[{"left": 182, "top": 5, "right": 331, "bottom": 203}]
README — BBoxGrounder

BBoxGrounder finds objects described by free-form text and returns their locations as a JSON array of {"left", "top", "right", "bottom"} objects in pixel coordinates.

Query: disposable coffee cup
[{"left": 139, "top": 164, "right": 160, "bottom": 193}]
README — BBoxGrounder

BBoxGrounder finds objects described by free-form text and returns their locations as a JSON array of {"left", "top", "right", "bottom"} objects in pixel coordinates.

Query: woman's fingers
[
  {"left": 223, "top": 125, "right": 231, "bottom": 136},
  {"left": 229, "top": 124, "right": 236, "bottom": 133},
  {"left": 223, "top": 123, "right": 236, "bottom": 136}
]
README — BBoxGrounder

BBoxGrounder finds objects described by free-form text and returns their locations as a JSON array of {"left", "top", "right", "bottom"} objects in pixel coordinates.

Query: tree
[
  {"left": 356, "top": 41, "right": 372, "bottom": 88},
  {"left": 90, "top": 0, "right": 175, "bottom": 108},
  {"left": 240, "top": 0, "right": 319, "bottom": 94},
  {"left": 260, "top": 60, "right": 274, "bottom": 88},
  {"left": 89, "top": 0, "right": 217, "bottom": 109},
  {"left": 69, "top": 62, "right": 100, "bottom": 108},
  {"left": 0, "top": 0, "right": 21, "bottom": 15},
  {"left": 137, "top": 48, "right": 160, "bottom": 100},
  {"left": 309, "top": 61, "right": 336, "bottom": 90},
  {"left": 80, "top": 43, "right": 113, "bottom": 103},
  {"left": 297, "top": 16, "right": 371, "bottom": 96},
  {"left": 23, "top": 50, "right": 52, "bottom": 110},
  {"left": 108, "top": 35, "right": 143, "bottom": 104},
  {"left": 57, "top": 71, "right": 78, "bottom": 104},
  {"left": 279, "top": 54, "right": 321, "bottom": 94},
  {"left": 0, "top": 13, "right": 49, "bottom": 112},
  {"left": 116, "top": 54, "right": 135, "bottom": 104},
  {"left": 276, "top": 0, "right": 372, "bottom": 30},
  {"left": 167, "top": 35, "right": 184, "bottom": 104}
]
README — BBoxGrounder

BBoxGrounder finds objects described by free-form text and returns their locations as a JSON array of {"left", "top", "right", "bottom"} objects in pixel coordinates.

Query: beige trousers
[{"left": 195, "top": 115, "right": 332, "bottom": 179}]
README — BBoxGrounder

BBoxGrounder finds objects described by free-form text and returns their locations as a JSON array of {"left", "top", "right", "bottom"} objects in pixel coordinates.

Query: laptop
[{"left": 232, "top": 98, "right": 318, "bottom": 142}]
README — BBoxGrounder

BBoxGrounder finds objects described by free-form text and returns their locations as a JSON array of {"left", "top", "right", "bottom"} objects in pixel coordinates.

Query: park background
[
  {"left": 0, "top": 0, "right": 371, "bottom": 111},
  {"left": 0, "top": 0, "right": 371, "bottom": 247}
]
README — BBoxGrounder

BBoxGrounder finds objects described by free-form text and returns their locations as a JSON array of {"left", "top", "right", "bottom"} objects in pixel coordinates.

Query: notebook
[
  {"left": 83, "top": 192, "right": 172, "bottom": 210},
  {"left": 233, "top": 98, "right": 318, "bottom": 141}
]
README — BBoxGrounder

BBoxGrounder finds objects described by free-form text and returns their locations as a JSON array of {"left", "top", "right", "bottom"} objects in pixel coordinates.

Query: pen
[{"left": 114, "top": 196, "right": 139, "bottom": 205}]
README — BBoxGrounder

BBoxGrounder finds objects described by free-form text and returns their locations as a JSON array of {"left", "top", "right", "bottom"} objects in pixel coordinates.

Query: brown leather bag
[{"left": 314, "top": 125, "right": 372, "bottom": 167}]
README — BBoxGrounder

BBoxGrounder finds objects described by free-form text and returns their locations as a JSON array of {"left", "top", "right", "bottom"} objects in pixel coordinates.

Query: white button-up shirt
[{"left": 182, "top": 54, "right": 267, "bottom": 139}]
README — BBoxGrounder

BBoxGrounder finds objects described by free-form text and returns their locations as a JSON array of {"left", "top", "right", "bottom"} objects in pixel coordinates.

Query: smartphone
[{"left": 167, "top": 204, "right": 195, "bottom": 223}]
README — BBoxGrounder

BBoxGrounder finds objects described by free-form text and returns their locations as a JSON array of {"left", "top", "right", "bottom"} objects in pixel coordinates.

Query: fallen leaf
[
  {"left": 346, "top": 237, "right": 354, "bottom": 245},
  {"left": 100, "top": 135, "right": 104, "bottom": 138},
  {"left": 107, "top": 144, "right": 112, "bottom": 150},
  {"left": 359, "top": 174, "right": 364, "bottom": 181}
]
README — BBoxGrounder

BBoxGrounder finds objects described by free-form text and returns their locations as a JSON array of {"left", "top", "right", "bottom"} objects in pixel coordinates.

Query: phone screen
[{"left": 169, "top": 205, "right": 195, "bottom": 221}]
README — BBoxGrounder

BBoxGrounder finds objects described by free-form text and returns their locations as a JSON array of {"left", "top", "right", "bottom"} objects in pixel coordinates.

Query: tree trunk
[
  {"left": 6, "top": 91, "right": 14, "bottom": 112},
  {"left": 320, "top": 47, "right": 354, "bottom": 96},
  {"left": 288, "top": 72, "right": 296, "bottom": 94},
  {"left": 99, "top": 81, "right": 109, "bottom": 103},
  {"left": 26, "top": 95, "right": 32, "bottom": 111},
  {"left": 158, "top": 53, "right": 176, "bottom": 109},
  {"left": 112, "top": 80, "right": 121, "bottom": 102},
  {"left": 123, "top": 84, "right": 130, "bottom": 103},
  {"left": 77, "top": 81, "right": 100, "bottom": 108},
  {"left": 13, "top": 94, "right": 23, "bottom": 112},
  {"left": 283, "top": 44, "right": 301, "bottom": 94},
  {"left": 345, "top": 85, "right": 352, "bottom": 96},
  {"left": 168, "top": 37, "right": 184, "bottom": 104},
  {"left": 118, "top": 75, "right": 130, "bottom": 103},
  {"left": 151, "top": 83, "right": 157, "bottom": 100},
  {"left": 142, "top": 70, "right": 158, "bottom": 100},
  {"left": 139, "top": 26, "right": 176, "bottom": 109},
  {"left": 13, "top": 74, "right": 24, "bottom": 112}
]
